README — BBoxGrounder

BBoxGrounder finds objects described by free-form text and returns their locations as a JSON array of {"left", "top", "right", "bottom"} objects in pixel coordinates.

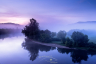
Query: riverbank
[
  {"left": 28, "top": 39, "right": 96, "bottom": 51},
  {"left": 29, "top": 39, "right": 76, "bottom": 50}
]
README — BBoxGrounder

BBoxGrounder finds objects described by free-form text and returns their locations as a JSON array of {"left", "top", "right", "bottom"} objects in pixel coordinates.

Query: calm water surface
[{"left": 0, "top": 35, "right": 96, "bottom": 64}]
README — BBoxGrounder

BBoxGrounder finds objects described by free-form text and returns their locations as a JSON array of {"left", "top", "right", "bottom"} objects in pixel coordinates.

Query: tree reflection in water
[
  {"left": 57, "top": 48, "right": 96, "bottom": 63},
  {"left": 71, "top": 50, "right": 88, "bottom": 63},
  {"left": 22, "top": 38, "right": 56, "bottom": 61},
  {"left": 22, "top": 38, "right": 96, "bottom": 63},
  {"left": 57, "top": 48, "right": 88, "bottom": 63}
]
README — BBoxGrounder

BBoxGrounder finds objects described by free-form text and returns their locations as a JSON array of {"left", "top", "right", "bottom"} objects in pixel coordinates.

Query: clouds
[
  {"left": 0, "top": 0, "right": 96, "bottom": 31},
  {"left": 0, "top": 10, "right": 20, "bottom": 17},
  {"left": 0, "top": 6, "right": 29, "bottom": 24}
]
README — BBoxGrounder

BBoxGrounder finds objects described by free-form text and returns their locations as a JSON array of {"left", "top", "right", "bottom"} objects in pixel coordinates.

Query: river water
[{"left": 0, "top": 35, "right": 96, "bottom": 64}]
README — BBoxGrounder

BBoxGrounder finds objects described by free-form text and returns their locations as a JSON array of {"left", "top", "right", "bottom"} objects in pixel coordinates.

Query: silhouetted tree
[
  {"left": 22, "top": 18, "right": 53, "bottom": 43},
  {"left": 22, "top": 18, "right": 40, "bottom": 40}
]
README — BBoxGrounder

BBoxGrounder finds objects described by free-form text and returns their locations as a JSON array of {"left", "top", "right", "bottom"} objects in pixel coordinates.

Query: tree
[
  {"left": 65, "top": 37, "right": 73, "bottom": 47},
  {"left": 45, "top": 29, "right": 51, "bottom": 36},
  {"left": 51, "top": 32, "right": 56, "bottom": 38},
  {"left": 71, "top": 31, "right": 89, "bottom": 47},
  {"left": 57, "top": 30, "right": 66, "bottom": 39},
  {"left": 57, "top": 30, "right": 66, "bottom": 43},
  {"left": 39, "top": 29, "right": 52, "bottom": 43},
  {"left": 22, "top": 18, "right": 40, "bottom": 40}
]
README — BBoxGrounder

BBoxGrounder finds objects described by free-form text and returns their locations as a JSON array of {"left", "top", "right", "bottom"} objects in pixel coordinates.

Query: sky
[{"left": 0, "top": 0, "right": 96, "bottom": 31}]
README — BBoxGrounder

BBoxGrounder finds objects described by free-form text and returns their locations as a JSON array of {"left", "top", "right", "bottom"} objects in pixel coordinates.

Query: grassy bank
[{"left": 49, "top": 41, "right": 96, "bottom": 51}]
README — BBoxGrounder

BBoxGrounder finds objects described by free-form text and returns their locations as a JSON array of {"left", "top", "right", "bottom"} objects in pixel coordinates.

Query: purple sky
[{"left": 0, "top": 0, "right": 96, "bottom": 31}]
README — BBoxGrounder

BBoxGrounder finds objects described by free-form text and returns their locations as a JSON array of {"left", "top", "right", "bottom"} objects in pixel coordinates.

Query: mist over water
[
  {"left": 0, "top": 23, "right": 24, "bottom": 29},
  {"left": 0, "top": 0, "right": 96, "bottom": 63},
  {"left": 0, "top": 22, "right": 96, "bottom": 64},
  {"left": 0, "top": 34, "right": 96, "bottom": 64}
]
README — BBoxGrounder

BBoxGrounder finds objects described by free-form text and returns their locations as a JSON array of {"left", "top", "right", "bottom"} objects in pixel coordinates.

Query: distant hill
[
  {"left": 0, "top": 23, "right": 24, "bottom": 29},
  {"left": 0, "top": 23, "right": 20, "bottom": 25},
  {"left": 76, "top": 21, "right": 96, "bottom": 24}
]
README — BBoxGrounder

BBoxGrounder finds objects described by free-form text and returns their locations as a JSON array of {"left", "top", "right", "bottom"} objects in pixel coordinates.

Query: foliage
[
  {"left": 57, "top": 30, "right": 66, "bottom": 43},
  {"left": 65, "top": 37, "right": 73, "bottom": 47},
  {"left": 39, "top": 29, "right": 51, "bottom": 43},
  {"left": 22, "top": 18, "right": 96, "bottom": 51},
  {"left": 51, "top": 32, "right": 56, "bottom": 38},
  {"left": 22, "top": 18, "right": 52, "bottom": 43},
  {"left": 62, "top": 37, "right": 66, "bottom": 44},
  {"left": 51, "top": 38, "right": 61, "bottom": 41},
  {"left": 22, "top": 18, "right": 40, "bottom": 40},
  {"left": 57, "top": 30, "right": 66, "bottom": 39},
  {"left": 86, "top": 42, "right": 96, "bottom": 48},
  {"left": 71, "top": 31, "right": 89, "bottom": 47}
]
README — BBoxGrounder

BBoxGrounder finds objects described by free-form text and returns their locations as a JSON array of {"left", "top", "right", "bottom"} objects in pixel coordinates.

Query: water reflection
[
  {"left": 57, "top": 48, "right": 88, "bottom": 63},
  {"left": 22, "top": 38, "right": 96, "bottom": 64},
  {"left": 71, "top": 50, "right": 88, "bottom": 63},
  {"left": 22, "top": 38, "right": 56, "bottom": 61},
  {"left": 57, "top": 48, "right": 96, "bottom": 64}
]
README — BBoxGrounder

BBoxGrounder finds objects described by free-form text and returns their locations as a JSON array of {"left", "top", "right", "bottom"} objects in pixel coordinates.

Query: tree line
[
  {"left": 0, "top": 29, "right": 21, "bottom": 35},
  {"left": 22, "top": 18, "right": 96, "bottom": 51}
]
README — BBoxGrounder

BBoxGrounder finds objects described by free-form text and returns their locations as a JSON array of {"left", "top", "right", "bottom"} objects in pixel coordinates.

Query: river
[{"left": 0, "top": 35, "right": 96, "bottom": 64}]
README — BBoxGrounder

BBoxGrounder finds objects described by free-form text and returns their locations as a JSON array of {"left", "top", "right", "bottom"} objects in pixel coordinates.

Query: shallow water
[{"left": 0, "top": 35, "right": 96, "bottom": 64}]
